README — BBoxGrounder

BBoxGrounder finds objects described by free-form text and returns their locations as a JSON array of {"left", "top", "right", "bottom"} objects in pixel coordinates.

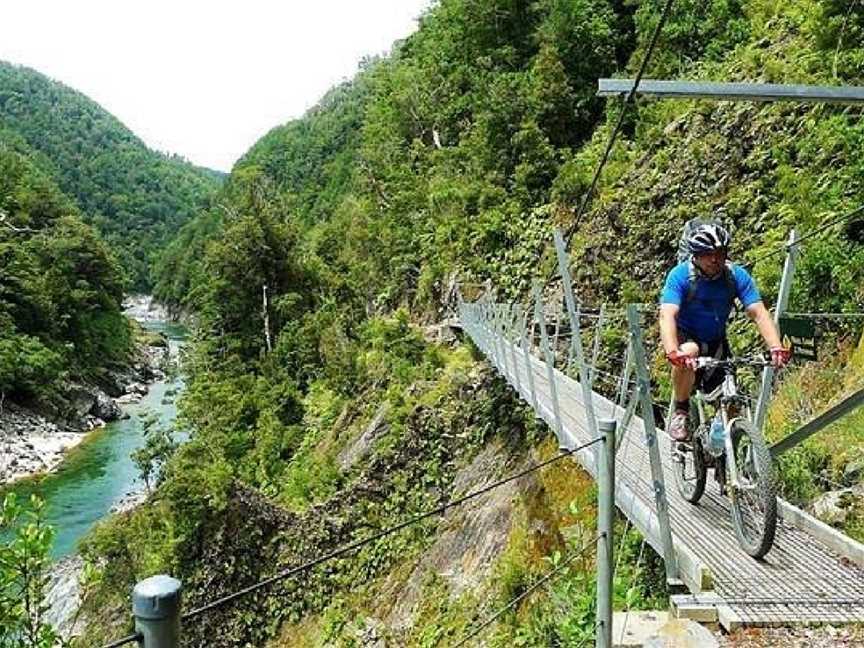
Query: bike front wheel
[
  {"left": 728, "top": 419, "right": 777, "bottom": 559},
  {"left": 672, "top": 437, "right": 706, "bottom": 504}
]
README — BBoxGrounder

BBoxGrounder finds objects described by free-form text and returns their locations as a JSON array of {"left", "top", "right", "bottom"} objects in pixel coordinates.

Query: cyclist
[{"left": 659, "top": 222, "right": 791, "bottom": 441}]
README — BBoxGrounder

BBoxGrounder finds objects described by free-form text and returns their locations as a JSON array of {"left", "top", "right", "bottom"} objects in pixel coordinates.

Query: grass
[{"left": 766, "top": 331, "right": 864, "bottom": 525}]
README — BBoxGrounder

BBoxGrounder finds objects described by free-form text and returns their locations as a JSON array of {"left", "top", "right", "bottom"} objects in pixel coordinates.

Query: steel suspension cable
[
  {"left": 741, "top": 204, "right": 864, "bottom": 270},
  {"left": 559, "top": 0, "right": 677, "bottom": 254},
  {"left": 101, "top": 634, "right": 141, "bottom": 648},
  {"left": 179, "top": 436, "right": 604, "bottom": 621},
  {"left": 452, "top": 535, "right": 602, "bottom": 648}
]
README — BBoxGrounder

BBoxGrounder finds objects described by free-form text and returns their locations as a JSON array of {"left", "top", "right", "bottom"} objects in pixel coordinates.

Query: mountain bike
[{"left": 669, "top": 354, "right": 778, "bottom": 559}]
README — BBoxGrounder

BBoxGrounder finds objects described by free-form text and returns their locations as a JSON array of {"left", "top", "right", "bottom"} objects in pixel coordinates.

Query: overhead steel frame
[{"left": 598, "top": 79, "right": 864, "bottom": 104}]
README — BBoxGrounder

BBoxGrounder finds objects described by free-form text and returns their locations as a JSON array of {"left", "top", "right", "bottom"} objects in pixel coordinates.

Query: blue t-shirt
[{"left": 660, "top": 262, "right": 761, "bottom": 342}]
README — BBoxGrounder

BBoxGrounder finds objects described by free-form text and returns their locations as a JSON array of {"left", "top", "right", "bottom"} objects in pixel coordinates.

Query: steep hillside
[
  {"left": 0, "top": 142, "right": 130, "bottom": 406},
  {"left": 0, "top": 62, "right": 222, "bottom": 289},
  {"left": 75, "top": 0, "right": 864, "bottom": 645}
]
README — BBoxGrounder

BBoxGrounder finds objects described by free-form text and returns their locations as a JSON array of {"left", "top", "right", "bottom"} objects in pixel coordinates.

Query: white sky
[{"left": 2, "top": 1, "right": 432, "bottom": 172}]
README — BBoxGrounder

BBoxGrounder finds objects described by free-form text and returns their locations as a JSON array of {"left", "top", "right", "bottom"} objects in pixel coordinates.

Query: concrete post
[
  {"left": 595, "top": 419, "right": 616, "bottom": 648},
  {"left": 133, "top": 575, "right": 182, "bottom": 648}
]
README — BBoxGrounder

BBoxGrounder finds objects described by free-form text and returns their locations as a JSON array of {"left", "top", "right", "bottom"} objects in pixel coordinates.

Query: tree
[
  {"left": 131, "top": 411, "right": 179, "bottom": 492},
  {"left": 0, "top": 494, "right": 58, "bottom": 648}
]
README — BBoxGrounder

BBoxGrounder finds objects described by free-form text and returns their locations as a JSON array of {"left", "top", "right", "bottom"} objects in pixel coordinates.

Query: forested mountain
[
  {"left": 0, "top": 142, "right": 129, "bottom": 405},
  {"left": 81, "top": 0, "right": 864, "bottom": 645},
  {"left": 0, "top": 62, "right": 222, "bottom": 289}
]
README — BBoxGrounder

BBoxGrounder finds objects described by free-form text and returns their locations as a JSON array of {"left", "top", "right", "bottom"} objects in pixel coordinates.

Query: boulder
[
  {"left": 643, "top": 618, "right": 719, "bottom": 647},
  {"left": 127, "top": 382, "right": 149, "bottom": 396},
  {"left": 64, "top": 385, "right": 96, "bottom": 422},
  {"left": 90, "top": 390, "right": 121, "bottom": 421},
  {"left": 843, "top": 459, "right": 864, "bottom": 485},
  {"left": 811, "top": 487, "right": 861, "bottom": 526},
  {"left": 337, "top": 404, "right": 390, "bottom": 471}
]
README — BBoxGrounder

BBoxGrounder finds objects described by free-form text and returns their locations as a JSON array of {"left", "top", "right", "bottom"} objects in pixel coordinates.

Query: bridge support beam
[
  {"left": 626, "top": 305, "right": 680, "bottom": 585},
  {"left": 754, "top": 229, "right": 798, "bottom": 432},
  {"left": 553, "top": 229, "right": 599, "bottom": 453},
  {"left": 533, "top": 281, "right": 566, "bottom": 445}
]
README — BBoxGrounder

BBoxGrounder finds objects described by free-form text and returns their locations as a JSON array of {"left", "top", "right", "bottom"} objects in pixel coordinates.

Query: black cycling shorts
[{"left": 678, "top": 329, "right": 730, "bottom": 393}]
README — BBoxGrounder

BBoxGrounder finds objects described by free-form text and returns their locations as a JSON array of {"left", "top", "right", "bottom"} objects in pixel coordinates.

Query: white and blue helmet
[{"left": 687, "top": 223, "right": 730, "bottom": 255}]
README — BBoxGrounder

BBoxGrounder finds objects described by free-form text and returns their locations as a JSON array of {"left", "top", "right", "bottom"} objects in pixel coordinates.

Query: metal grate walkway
[{"left": 462, "top": 314, "right": 864, "bottom": 628}]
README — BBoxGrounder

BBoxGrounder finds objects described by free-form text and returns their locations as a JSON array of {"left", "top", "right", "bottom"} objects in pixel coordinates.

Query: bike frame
[{"left": 691, "top": 368, "right": 754, "bottom": 491}]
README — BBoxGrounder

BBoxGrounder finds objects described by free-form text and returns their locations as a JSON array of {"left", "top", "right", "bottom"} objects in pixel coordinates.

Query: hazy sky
[{"left": 2, "top": 1, "right": 432, "bottom": 171}]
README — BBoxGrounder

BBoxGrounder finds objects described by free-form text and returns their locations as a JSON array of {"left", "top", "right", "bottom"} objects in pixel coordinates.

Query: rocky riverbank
[{"left": 0, "top": 299, "right": 173, "bottom": 487}]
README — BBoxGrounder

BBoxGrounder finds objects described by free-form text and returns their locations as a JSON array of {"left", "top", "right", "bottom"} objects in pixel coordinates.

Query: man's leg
[{"left": 669, "top": 341, "right": 699, "bottom": 441}]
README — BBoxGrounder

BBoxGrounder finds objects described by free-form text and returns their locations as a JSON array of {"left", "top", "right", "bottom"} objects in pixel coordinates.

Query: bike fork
[{"left": 722, "top": 411, "right": 741, "bottom": 490}]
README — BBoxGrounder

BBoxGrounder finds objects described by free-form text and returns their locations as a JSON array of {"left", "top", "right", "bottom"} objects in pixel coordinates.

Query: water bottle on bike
[{"left": 707, "top": 413, "right": 725, "bottom": 457}]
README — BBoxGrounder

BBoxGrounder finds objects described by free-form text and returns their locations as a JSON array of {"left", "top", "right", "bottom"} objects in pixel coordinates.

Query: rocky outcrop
[
  {"left": 0, "top": 299, "right": 175, "bottom": 486},
  {"left": 382, "top": 440, "right": 536, "bottom": 631},
  {"left": 811, "top": 484, "right": 864, "bottom": 527},
  {"left": 43, "top": 555, "right": 86, "bottom": 642},
  {"left": 337, "top": 403, "right": 390, "bottom": 471},
  {"left": 123, "top": 294, "right": 171, "bottom": 323},
  {"left": 0, "top": 403, "right": 87, "bottom": 484}
]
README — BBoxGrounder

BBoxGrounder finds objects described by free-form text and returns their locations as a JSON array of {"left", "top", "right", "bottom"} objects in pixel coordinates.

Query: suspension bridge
[{"left": 456, "top": 229, "right": 864, "bottom": 631}]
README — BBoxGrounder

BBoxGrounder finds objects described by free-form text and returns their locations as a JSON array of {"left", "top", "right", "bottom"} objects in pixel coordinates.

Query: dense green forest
[
  {"left": 0, "top": 62, "right": 222, "bottom": 289},
  {"left": 0, "top": 142, "right": 129, "bottom": 405},
  {"left": 67, "top": 0, "right": 864, "bottom": 645}
]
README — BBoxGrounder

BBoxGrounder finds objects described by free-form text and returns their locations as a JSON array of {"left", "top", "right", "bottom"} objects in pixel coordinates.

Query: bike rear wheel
[{"left": 728, "top": 419, "right": 777, "bottom": 559}]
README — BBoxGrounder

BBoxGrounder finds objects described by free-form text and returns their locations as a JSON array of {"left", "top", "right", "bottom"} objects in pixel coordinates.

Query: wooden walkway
[{"left": 464, "top": 318, "right": 864, "bottom": 628}]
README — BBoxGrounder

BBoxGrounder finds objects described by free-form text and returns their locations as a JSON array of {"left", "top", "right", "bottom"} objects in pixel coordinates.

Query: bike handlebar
[{"left": 692, "top": 354, "right": 770, "bottom": 370}]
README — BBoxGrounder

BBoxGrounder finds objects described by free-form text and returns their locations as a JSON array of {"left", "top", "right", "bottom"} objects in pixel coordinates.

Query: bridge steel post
[
  {"left": 509, "top": 305, "right": 523, "bottom": 396},
  {"left": 492, "top": 304, "right": 510, "bottom": 383},
  {"left": 483, "top": 301, "right": 495, "bottom": 368},
  {"left": 501, "top": 304, "right": 514, "bottom": 386},
  {"left": 133, "top": 575, "right": 182, "bottom": 648},
  {"left": 589, "top": 304, "right": 606, "bottom": 389},
  {"left": 553, "top": 229, "right": 599, "bottom": 450},
  {"left": 485, "top": 301, "right": 496, "bottom": 366},
  {"left": 520, "top": 304, "right": 540, "bottom": 414},
  {"left": 626, "top": 304, "right": 680, "bottom": 584},
  {"left": 595, "top": 419, "right": 616, "bottom": 648},
  {"left": 754, "top": 229, "right": 798, "bottom": 432},
  {"left": 533, "top": 281, "right": 566, "bottom": 445}
]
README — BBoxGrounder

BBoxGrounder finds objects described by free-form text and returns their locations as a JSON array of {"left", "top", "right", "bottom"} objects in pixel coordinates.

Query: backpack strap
[
  {"left": 684, "top": 260, "right": 738, "bottom": 307},
  {"left": 724, "top": 262, "right": 737, "bottom": 308},
  {"left": 685, "top": 261, "right": 698, "bottom": 304}
]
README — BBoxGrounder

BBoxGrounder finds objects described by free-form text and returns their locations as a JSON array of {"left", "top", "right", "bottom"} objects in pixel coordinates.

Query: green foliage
[
  {"left": 0, "top": 334, "right": 62, "bottom": 402},
  {"left": 0, "top": 62, "right": 221, "bottom": 289},
  {"left": 0, "top": 494, "right": 58, "bottom": 648},
  {"left": 632, "top": 0, "right": 750, "bottom": 75},
  {"left": 131, "top": 411, "right": 179, "bottom": 492},
  {"left": 0, "top": 144, "right": 132, "bottom": 402}
]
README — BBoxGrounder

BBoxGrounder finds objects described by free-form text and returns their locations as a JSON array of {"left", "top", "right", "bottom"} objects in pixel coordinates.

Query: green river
[{"left": 2, "top": 320, "right": 186, "bottom": 559}]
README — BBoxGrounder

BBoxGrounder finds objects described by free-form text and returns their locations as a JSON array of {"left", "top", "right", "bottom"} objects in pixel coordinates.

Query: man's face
[{"left": 693, "top": 249, "right": 727, "bottom": 277}]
